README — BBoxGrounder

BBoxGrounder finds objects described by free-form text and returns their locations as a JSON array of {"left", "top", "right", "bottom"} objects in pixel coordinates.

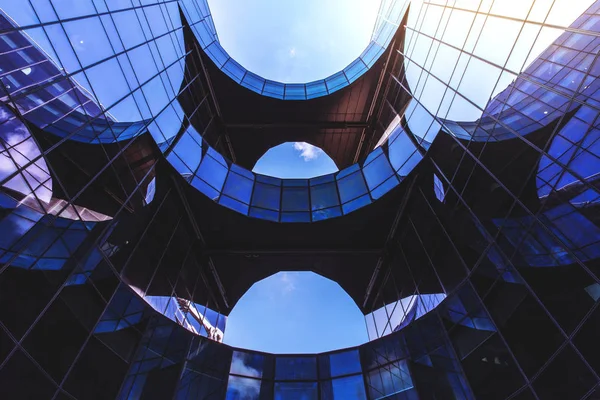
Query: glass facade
[{"left": 0, "top": 0, "right": 600, "bottom": 399}]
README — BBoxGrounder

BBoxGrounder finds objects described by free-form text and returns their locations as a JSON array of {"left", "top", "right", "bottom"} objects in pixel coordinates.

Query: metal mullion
[
  {"left": 11, "top": 1, "right": 181, "bottom": 32},
  {"left": 10, "top": 12, "right": 189, "bottom": 104},
  {"left": 0, "top": 54, "right": 191, "bottom": 210},
  {"left": 415, "top": 175, "right": 600, "bottom": 388}
]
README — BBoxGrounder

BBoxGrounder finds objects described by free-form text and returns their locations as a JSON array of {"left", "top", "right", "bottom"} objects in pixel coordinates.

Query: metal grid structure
[{"left": 0, "top": 0, "right": 599, "bottom": 399}]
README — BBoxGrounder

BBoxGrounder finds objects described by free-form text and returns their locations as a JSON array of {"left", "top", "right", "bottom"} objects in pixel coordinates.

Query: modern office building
[{"left": 0, "top": 0, "right": 599, "bottom": 398}]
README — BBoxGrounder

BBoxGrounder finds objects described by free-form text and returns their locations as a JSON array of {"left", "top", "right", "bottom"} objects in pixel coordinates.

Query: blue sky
[
  {"left": 208, "top": 0, "right": 381, "bottom": 82},
  {"left": 253, "top": 142, "right": 339, "bottom": 179},
  {"left": 224, "top": 272, "right": 369, "bottom": 353},
  {"left": 212, "top": 0, "right": 382, "bottom": 352}
]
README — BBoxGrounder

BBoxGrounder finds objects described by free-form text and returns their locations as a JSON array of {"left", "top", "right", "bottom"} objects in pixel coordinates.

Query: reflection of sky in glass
[
  {"left": 0, "top": 104, "right": 52, "bottom": 204},
  {"left": 0, "top": 0, "right": 599, "bottom": 365},
  {"left": 403, "top": 0, "right": 595, "bottom": 122},
  {"left": 366, "top": 294, "right": 446, "bottom": 340},
  {"left": 129, "top": 290, "right": 226, "bottom": 340}
]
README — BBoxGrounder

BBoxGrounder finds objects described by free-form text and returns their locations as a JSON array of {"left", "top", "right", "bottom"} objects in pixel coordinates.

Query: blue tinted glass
[
  {"left": 283, "top": 179, "right": 308, "bottom": 187},
  {"left": 337, "top": 171, "right": 368, "bottom": 203},
  {"left": 363, "top": 153, "right": 395, "bottom": 191},
  {"left": 310, "top": 182, "right": 339, "bottom": 210},
  {"left": 366, "top": 360, "right": 413, "bottom": 399},
  {"left": 389, "top": 129, "right": 422, "bottom": 175},
  {"left": 196, "top": 154, "right": 228, "bottom": 194},
  {"left": 434, "top": 174, "right": 445, "bottom": 202},
  {"left": 251, "top": 182, "right": 280, "bottom": 210},
  {"left": 344, "top": 58, "right": 368, "bottom": 83},
  {"left": 222, "top": 58, "right": 245, "bottom": 83},
  {"left": 275, "top": 382, "right": 318, "bottom": 400},
  {"left": 337, "top": 164, "right": 360, "bottom": 180},
  {"left": 312, "top": 207, "right": 343, "bottom": 222},
  {"left": 226, "top": 376, "right": 266, "bottom": 400},
  {"left": 321, "top": 375, "right": 367, "bottom": 400},
  {"left": 325, "top": 71, "right": 348, "bottom": 93},
  {"left": 342, "top": 194, "right": 371, "bottom": 214},
  {"left": 370, "top": 176, "right": 399, "bottom": 199},
  {"left": 192, "top": 176, "right": 220, "bottom": 200},
  {"left": 249, "top": 207, "right": 279, "bottom": 222},
  {"left": 320, "top": 349, "right": 362, "bottom": 379},
  {"left": 167, "top": 129, "right": 202, "bottom": 174},
  {"left": 361, "top": 41, "right": 384, "bottom": 67},
  {"left": 219, "top": 195, "right": 249, "bottom": 215},
  {"left": 263, "top": 80, "right": 285, "bottom": 99},
  {"left": 281, "top": 212, "right": 311, "bottom": 223},
  {"left": 306, "top": 80, "right": 328, "bottom": 99},
  {"left": 310, "top": 174, "right": 335, "bottom": 185},
  {"left": 230, "top": 351, "right": 271, "bottom": 378},
  {"left": 231, "top": 164, "right": 255, "bottom": 180},
  {"left": 223, "top": 171, "right": 254, "bottom": 204},
  {"left": 275, "top": 357, "right": 317, "bottom": 380},
  {"left": 285, "top": 84, "right": 306, "bottom": 100},
  {"left": 241, "top": 71, "right": 265, "bottom": 92},
  {"left": 282, "top": 187, "right": 309, "bottom": 212},
  {"left": 256, "top": 175, "right": 281, "bottom": 186},
  {"left": 206, "top": 42, "right": 228, "bottom": 67}
]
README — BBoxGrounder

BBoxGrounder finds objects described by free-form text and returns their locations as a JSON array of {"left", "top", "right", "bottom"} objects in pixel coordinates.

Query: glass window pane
[
  {"left": 223, "top": 171, "right": 254, "bottom": 204},
  {"left": 275, "top": 357, "right": 317, "bottom": 380},
  {"left": 274, "top": 382, "right": 318, "bottom": 400},
  {"left": 321, "top": 375, "right": 367, "bottom": 400},
  {"left": 337, "top": 171, "right": 368, "bottom": 204},
  {"left": 320, "top": 350, "right": 362, "bottom": 379},
  {"left": 363, "top": 153, "right": 396, "bottom": 193},
  {"left": 282, "top": 187, "right": 309, "bottom": 212},
  {"left": 251, "top": 182, "right": 280, "bottom": 211},
  {"left": 310, "top": 182, "right": 339, "bottom": 211},
  {"left": 366, "top": 360, "right": 414, "bottom": 399}
]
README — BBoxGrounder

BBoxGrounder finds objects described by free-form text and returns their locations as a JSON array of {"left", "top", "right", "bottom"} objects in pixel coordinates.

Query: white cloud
[
  {"left": 228, "top": 356, "right": 262, "bottom": 398},
  {"left": 293, "top": 142, "right": 322, "bottom": 162},
  {"left": 289, "top": 47, "right": 296, "bottom": 57},
  {"left": 279, "top": 272, "right": 296, "bottom": 294}
]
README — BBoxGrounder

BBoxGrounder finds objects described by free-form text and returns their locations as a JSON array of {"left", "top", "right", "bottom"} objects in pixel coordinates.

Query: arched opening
[
  {"left": 209, "top": 0, "right": 382, "bottom": 83},
  {"left": 224, "top": 272, "right": 367, "bottom": 353},
  {"left": 253, "top": 142, "right": 338, "bottom": 179}
]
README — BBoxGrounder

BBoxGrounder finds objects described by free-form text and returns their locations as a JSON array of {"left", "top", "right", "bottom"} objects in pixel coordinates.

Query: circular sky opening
[
  {"left": 208, "top": 0, "right": 382, "bottom": 83},
  {"left": 224, "top": 272, "right": 368, "bottom": 353},
  {"left": 253, "top": 142, "right": 339, "bottom": 179}
]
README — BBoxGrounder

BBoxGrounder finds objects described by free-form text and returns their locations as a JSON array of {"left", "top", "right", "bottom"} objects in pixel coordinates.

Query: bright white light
[
  {"left": 375, "top": 114, "right": 401, "bottom": 148},
  {"left": 208, "top": 0, "right": 382, "bottom": 82},
  {"left": 20, "top": 67, "right": 32, "bottom": 75},
  {"left": 404, "top": 0, "right": 596, "bottom": 122}
]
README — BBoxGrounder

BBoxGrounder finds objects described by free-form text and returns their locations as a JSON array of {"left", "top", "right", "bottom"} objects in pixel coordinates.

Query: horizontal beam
[
  {"left": 204, "top": 249, "right": 382, "bottom": 256},
  {"left": 224, "top": 121, "right": 370, "bottom": 130}
]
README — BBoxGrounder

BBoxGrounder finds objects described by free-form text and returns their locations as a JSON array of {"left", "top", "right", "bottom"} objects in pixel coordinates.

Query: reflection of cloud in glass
[
  {"left": 227, "top": 375, "right": 261, "bottom": 400},
  {"left": 0, "top": 105, "right": 52, "bottom": 203},
  {"left": 228, "top": 353, "right": 262, "bottom": 400},
  {"left": 231, "top": 355, "right": 262, "bottom": 378}
]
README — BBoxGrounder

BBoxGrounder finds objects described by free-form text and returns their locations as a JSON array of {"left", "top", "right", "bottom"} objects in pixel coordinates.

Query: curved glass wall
[
  {"left": 179, "top": 0, "right": 408, "bottom": 99},
  {"left": 0, "top": 2, "right": 600, "bottom": 399},
  {"left": 401, "top": 0, "right": 597, "bottom": 140},
  {"left": 165, "top": 123, "right": 424, "bottom": 223}
]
